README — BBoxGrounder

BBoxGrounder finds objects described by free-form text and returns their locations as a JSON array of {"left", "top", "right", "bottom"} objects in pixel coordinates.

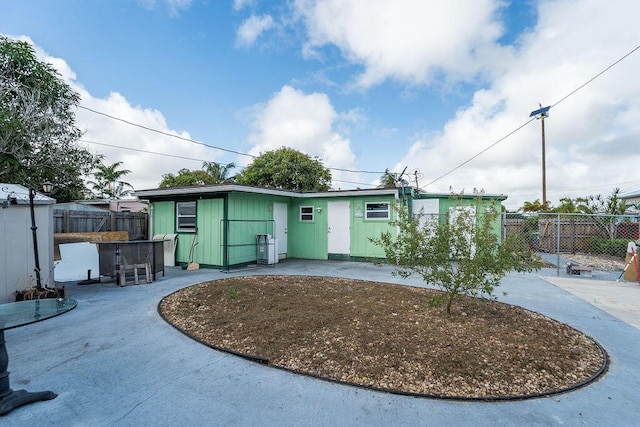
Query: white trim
[
  {"left": 176, "top": 201, "right": 197, "bottom": 232},
  {"left": 365, "top": 201, "right": 390, "bottom": 220},
  {"left": 299, "top": 206, "right": 314, "bottom": 222}
]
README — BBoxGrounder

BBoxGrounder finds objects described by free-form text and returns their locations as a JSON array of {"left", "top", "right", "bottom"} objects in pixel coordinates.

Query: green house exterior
[{"left": 134, "top": 185, "right": 506, "bottom": 269}]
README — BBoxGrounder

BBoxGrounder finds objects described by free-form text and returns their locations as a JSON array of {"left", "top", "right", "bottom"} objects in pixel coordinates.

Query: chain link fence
[{"left": 503, "top": 212, "right": 640, "bottom": 280}]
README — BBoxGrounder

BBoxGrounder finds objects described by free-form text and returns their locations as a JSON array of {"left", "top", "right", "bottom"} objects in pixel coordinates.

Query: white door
[
  {"left": 412, "top": 199, "right": 439, "bottom": 228},
  {"left": 328, "top": 201, "right": 350, "bottom": 254},
  {"left": 274, "top": 203, "right": 288, "bottom": 259},
  {"left": 449, "top": 206, "right": 476, "bottom": 255}
]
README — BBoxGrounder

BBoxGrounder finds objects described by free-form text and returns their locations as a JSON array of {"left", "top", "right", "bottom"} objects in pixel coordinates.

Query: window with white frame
[
  {"left": 176, "top": 201, "right": 197, "bottom": 232},
  {"left": 365, "top": 202, "right": 390, "bottom": 220},
  {"left": 300, "top": 206, "right": 314, "bottom": 222}
]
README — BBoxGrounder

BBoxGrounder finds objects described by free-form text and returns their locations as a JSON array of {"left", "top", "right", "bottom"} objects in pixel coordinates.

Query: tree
[
  {"left": 378, "top": 168, "right": 409, "bottom": 188},
  {"left": 202, "top": 161, "right": 236, "bottom": 183},
  {"left": 158, "top": 161, "right": 236, "bottom": 188},
  {"left": 521, "top": 199, "right": 551, "bottom": 213},
  {"left": 88, "top": 159, "right": 133, "bottom": 199},
  {"left": 372, "top": 200, "right": 542, "bottom": 314},
  {"left": 0, "top": 36, "right": 96, "bottom": 201},
  {"left": 236, "top": 147, "right": 331, "bottom": 191}
]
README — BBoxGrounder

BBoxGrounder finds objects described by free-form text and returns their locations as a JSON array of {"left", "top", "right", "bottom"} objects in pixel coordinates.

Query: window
[
  {"left": 300, "top": 206, "right": 314, "bottom": 222},
  {"left": 365, "top": 202, "right": 390, "bottom": 220},
  {"left": 176, "top": 201, "right": 197, "bottom": 232}
]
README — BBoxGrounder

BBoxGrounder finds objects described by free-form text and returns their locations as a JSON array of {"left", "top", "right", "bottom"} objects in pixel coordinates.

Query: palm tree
[
  {"left": 89, "top": 160, "right": 133, "bottom": 199},
  {"left": 202, "top": 161, "right": 236, "bottom": 184},
  {"left": 378, "top": 168, "right": 408, "bottom": 188}
]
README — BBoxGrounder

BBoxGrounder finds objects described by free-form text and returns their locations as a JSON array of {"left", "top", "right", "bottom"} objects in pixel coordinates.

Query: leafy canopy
[
  {"left": 236, "top": 147, "right": 331, "bottom": 191},
  {"left": 159, "top": 161, "right": 236, "bottom": 187},
  {"left": 372, "top": 200, "right": 542, "bottom": 314},
  {"left": 0, "top": 35, "right": 96, "bottom": 201},
  {"left": 87, "top": 157, "right": 133, "bottom": 199}
]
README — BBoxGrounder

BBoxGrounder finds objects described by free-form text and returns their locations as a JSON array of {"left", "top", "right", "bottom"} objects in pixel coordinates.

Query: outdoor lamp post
[
  {"left": 529, "top": 105, "right": 551, "bottom": 207},
  {"left": 28, "top": 181, "right": 54, "bottom": 291}
]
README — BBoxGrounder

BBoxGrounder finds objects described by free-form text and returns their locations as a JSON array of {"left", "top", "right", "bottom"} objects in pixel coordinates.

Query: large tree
[
  {"left": 158, "top": 161, "right": 236, "bottom": 188},
  {"left": 0, "top": 36, "right": 96, "bottom": 201},
  {"left": 237, "top": 147, "right": 331, "bottom": 191}
]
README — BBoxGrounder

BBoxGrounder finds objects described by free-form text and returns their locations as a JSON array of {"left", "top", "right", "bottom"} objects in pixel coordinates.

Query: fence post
[
  {"left": 63, "top": 210, "right": 70, "bottom": 233},
  {"left": 556, "top": 213, "right": 561, "bottom": 276}
]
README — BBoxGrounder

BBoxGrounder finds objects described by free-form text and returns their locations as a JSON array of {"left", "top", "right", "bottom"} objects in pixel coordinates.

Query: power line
[
  {"left": 78, "top": 106, "right": 254, "bottom": 158},
  {"left": 422, "top": 43, "right": 640, "bottom": 189},
  {"left": 80, "top": 139, "right": 242, "bottom": 167},
  {"left": 81, "top": 139, "right": 382, "bottom": 188},
  {"left": 77, "top": 105, "right": 386, "bottom": 175}
]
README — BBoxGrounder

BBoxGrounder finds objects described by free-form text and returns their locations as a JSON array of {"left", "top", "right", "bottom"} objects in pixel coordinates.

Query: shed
[
  {"left": 0, "top": 183, "right": 56, "bottom": 303},
  {"left": 135, "top": 184, "right": 507, "bottom": 270}
]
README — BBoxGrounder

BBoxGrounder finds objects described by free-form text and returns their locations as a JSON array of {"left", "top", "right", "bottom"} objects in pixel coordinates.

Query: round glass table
[{"left": 1, "top": 298, "right": 77, "bottom": 416}]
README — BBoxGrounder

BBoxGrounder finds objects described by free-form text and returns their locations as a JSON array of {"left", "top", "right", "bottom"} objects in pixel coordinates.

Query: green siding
[
  {"left": 192, "top": 198, "right": 224, "bottom": 266},
  {"left": 412, "top": 196, "right": 503, "bottom": 240},
  {"left": 288, "top": 199, "right": 328, "bottom": 259},
  {"left": 225, "top": 193, "right": 284, "bottom": 266},
  {"left": 350, "top": 196, "right": 397, "bottom": 258},
  {"left": 152, "top": 201, "right": 175, "bottom": 235},
  {"left": 288, "top": 195, "right": 397, "bottom": 260}
]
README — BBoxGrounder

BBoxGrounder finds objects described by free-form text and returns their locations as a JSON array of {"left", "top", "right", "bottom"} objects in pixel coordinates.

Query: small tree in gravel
[{"left": 372, "top": 200, "right": 542, "bottom": 314}]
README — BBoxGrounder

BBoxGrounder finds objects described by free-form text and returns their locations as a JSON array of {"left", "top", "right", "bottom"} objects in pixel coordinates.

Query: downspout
[
  {"left": 147, "top": 201, "right": 154, "bottom": 239},
  {"left": 222, "top": 193, "right": 229, "bottom": 271}
]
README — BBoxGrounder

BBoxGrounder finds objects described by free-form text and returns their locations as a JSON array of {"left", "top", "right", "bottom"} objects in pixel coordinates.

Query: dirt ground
[
  {"left": 563, "top": 253, "right": 627, "bottom": 271},
  {"left": 159, "top": 275, "right": 606, "bottom": 399}
]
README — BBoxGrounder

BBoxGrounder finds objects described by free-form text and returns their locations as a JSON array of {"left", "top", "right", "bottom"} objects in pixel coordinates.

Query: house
[
  {"left": 133, "top": 184, "right": 506, "bottom": 270},
  {"left": 620, "top": 189, "right": 640, "bottom": 207},
  {"left": 1, "top": 183, "right": 56, "bottom": 303}
]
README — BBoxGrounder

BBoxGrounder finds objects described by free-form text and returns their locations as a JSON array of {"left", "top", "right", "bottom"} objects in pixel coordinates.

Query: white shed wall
[{"left": 0, "top": 185, "right": 55, "bottom": 303}]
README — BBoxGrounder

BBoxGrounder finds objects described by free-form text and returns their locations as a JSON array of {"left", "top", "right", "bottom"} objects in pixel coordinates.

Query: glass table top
[{"left": 0, "top": 298, "right": 77, "bottom": 331}]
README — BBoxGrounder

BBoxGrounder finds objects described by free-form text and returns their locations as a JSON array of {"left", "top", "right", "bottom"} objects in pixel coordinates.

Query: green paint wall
[
  {"left": 287, "top": 195, "right": 397, "bottom": 259},
  {"left": 288, "top": 199, "right": 328, "bottom": 259},
  {"left": 412, "top": 196, "right": 504, "bottom": 240},
  {"left": 225, "top": 193, "right": 290, "bottom": 266},
  {"left": 151, "top": 198, "right": 224, "bottom": 267},
  {"left": 350, "top": 196, "right": 397, "bottom": 258}
]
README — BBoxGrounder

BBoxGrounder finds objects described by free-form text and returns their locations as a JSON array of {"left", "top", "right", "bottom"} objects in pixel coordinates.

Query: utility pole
[{"left": 529, "top": 105, "right": 550, "bottom": 207}]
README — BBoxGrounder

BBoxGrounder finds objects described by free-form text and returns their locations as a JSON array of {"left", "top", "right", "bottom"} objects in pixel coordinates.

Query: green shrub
[{"left": 588, "top": 237, "right": 629, "bottom": 258}]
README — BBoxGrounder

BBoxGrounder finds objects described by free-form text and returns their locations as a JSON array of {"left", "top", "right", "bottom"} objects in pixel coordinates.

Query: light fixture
[
  {"left": 42, "top": 181, "right": 54, "bottom": 194},
  {"left": 316, "top": 206, "right": 322, "bottom": 213}
]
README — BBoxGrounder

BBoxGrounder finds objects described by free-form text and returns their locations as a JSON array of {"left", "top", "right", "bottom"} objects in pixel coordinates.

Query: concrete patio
[{"left": 3, "top": 260, "right": 640, "bottom": 426}]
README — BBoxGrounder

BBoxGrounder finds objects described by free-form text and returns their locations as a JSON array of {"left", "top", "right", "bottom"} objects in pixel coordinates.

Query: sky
[{"left": 2, "top": 0, "right": 640, "bottom": 210}]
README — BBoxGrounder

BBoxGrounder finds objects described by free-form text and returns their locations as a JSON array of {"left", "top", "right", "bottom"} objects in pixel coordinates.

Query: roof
[
  {"left": 133, "top": 184, "right": 400, "bottom": 199},
  {"left": 133, "top": 184, "right": 508, "bottom": 201},
  {"left": 620, "top": 189, "right": 640, "bottom": 199},
  {"left": 0, "top": 183, "right": 56, "bottom": 205}
]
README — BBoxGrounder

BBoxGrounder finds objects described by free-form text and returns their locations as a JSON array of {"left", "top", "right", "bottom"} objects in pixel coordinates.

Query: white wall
[{"left": 0, "top": 188, "right": 55, "bottom": 303}]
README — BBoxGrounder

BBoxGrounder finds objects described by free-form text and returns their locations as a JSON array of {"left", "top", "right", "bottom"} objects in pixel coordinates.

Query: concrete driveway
[{"left": 3, "top": 260, "right": 640, "bottom": 426}]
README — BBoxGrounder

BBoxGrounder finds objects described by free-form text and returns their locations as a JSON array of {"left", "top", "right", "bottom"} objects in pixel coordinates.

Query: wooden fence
[
  {"left": 53, "top": 210, "right": 148, "bottom": 240},
  {"left": 504, "top": 213, "right": 640, "bottom": 254}
]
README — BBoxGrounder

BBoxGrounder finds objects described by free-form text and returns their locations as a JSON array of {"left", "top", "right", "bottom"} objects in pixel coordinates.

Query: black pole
[{"left": 29, "top": 188, "right": 43, "bottom": 291}]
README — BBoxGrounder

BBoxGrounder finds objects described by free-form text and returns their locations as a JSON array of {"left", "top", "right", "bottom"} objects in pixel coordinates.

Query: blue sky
[{"left": 2, "top": 0, "right": 640, "bottom": 209}]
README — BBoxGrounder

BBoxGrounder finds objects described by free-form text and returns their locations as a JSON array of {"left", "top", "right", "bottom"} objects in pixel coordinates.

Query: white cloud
[
  {"left": 236, "top": 15, "right": 275, "bottom": 47},
  {"left": 233, "top": 0, "right": 254, "bottom": 11},
  {"left": 393, "top": 0, "right": 640, "bottom": 209},
  {"left": 22, "top": 38, "right": 217, "bottom": 192},
  {"left": 245, "top": 85, "right": 359, "bottom": 187},
  {"left": 139, "top": 0, "right": 193, "bottom": 16},
  {"left": 293, "top": 0, "right": 504, "bottom": 88}
]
